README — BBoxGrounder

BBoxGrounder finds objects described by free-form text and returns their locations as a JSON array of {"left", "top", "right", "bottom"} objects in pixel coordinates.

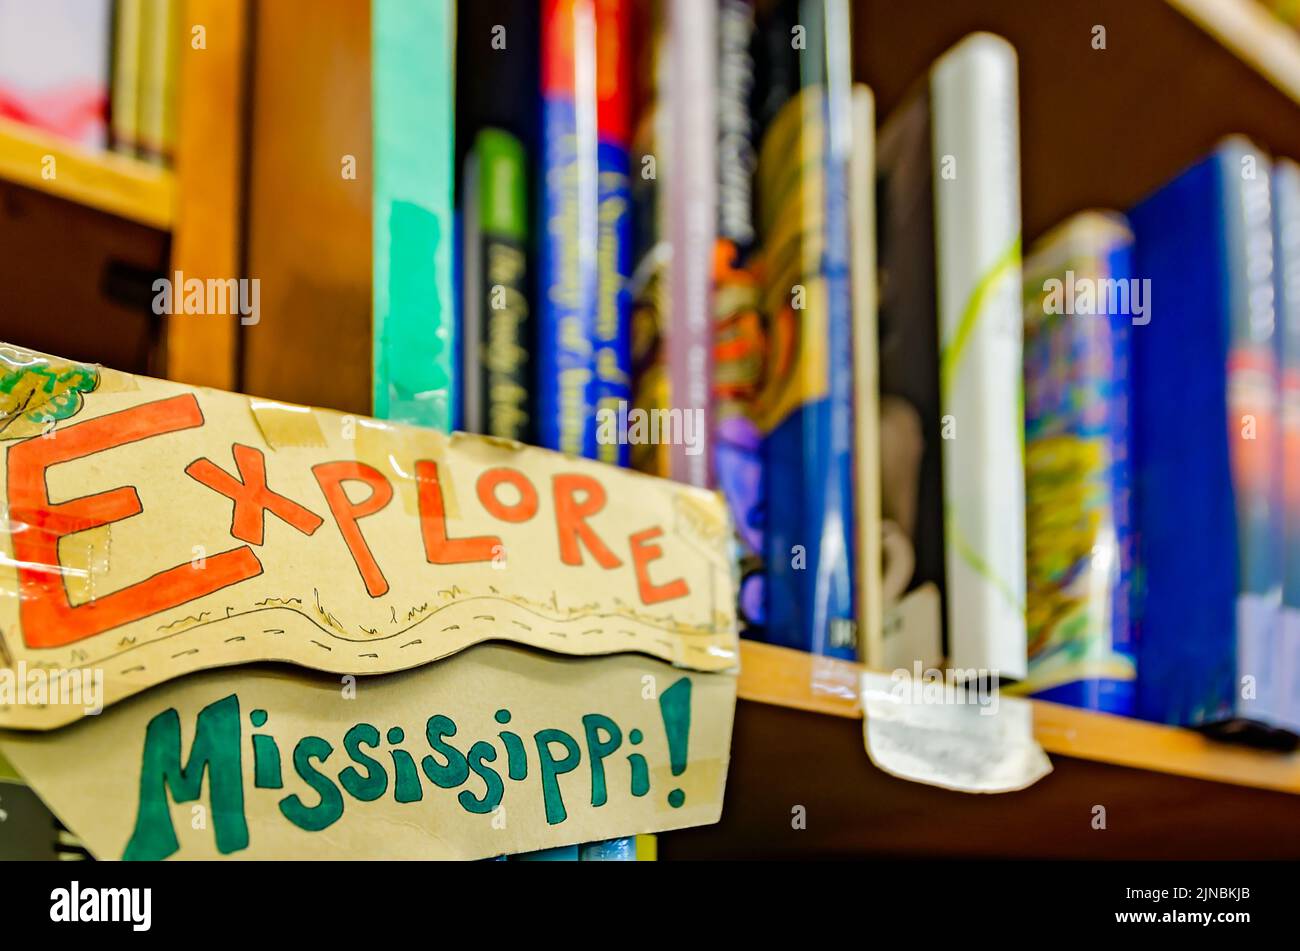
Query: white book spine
[{"left": 929, "top": 33, "right": 1028, "bottom": 678}]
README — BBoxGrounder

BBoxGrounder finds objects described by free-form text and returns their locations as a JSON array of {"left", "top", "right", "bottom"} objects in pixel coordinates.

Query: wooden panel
[
  {"left": 853, "top": 0, "right": 1300, "bottom": 242},
  {"left": 240, "top": 0, "right": 372, "bottom": 414},
  {"left": 0, "top": 116, "right": 174, "bottom": 229},
  {"left": 165, "top": 0, "right": 251, "bottom": 389},
  {"left": 662, "top": 699, "right": 1300, "bottom": 859},
  {"left": 0, "top": 181, "right": 168, "bottom": 374}
]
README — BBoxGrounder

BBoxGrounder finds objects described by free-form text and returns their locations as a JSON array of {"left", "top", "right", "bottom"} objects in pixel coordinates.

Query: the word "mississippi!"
[{"left": 124, "top": 678, "right": 694, "bottom": 860}]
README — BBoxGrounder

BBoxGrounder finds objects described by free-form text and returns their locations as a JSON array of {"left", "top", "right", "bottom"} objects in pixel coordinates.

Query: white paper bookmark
[{"left": 861, "top": 669, "right": 1052, "bottom": 793}]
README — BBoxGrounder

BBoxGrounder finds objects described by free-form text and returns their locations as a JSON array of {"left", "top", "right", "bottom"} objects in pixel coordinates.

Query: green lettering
[
  {"left": 581, "top": 714, "right": 622, "bottom": 807},
  {"left": 458, "top": 741, "right": 504, "bottom": 814},
  {"left": 534, "top": 728, "right": 581, "bottom": 825},
  {"left": 279, "top": 736, "right": 344, "bottom": 832},
  {"left": 421, "top": 714, "right": 469, "bottom": 788},
  {"left": 338, "top": 723, "right": 387, "bottom": 801},
  {"left": 123, "top": 694, "right": 247, "bottom": 860}
]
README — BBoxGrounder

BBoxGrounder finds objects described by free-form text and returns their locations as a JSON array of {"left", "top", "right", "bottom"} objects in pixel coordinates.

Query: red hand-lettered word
[
  {"left": 9, "top": 395, "right": 263, "bottom": 649},
  {"left": 628, "top": 526, "right": 690, "bottom": 604},
  {"left": 552, "top": 473, "right": 622, "bottom": 569},
  {"left": 10, "top": 399, "right": 697, "bottom": 651},
  {"left": 416, "top": 459, "right": 501, "bottom": 564},
  {"left": 312, "top": 461, "right": 393, "bottom": 598},
  {"left": 476, "top": 467, "right": 538, "bottom": 523},
  {"left": 186, "top": 444, "right": 324, "bottom": 545}
]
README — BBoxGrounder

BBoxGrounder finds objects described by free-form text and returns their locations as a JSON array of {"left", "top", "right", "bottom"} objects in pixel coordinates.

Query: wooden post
[{"left": 165, "top": 0, "right": 250, "bottom": 389}]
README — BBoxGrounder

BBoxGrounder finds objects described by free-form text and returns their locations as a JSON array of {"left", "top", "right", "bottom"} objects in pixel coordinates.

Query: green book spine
[
  {"left": 462, "top": 128, "right": 531, "bottom": 441},
  {"left": 371, "top": 0, "right": 457, "bottom": 429}
]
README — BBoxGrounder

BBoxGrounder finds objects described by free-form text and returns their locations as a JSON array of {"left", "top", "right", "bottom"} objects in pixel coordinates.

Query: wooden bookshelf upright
[{"left": 164, "top": 0, "right": 250, "bottom": 391}]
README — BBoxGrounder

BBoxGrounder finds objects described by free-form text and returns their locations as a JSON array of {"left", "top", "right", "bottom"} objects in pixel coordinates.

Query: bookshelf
[
  {"left": 656, "top": 641, "right": 1300, "bottom": 860},
  {"left": 1, "top": 0, "right": 1300, "bottom": 860},
  {"left": 1170, "top": 0, "right": 1300, "bottom": 104},
  {"left": 0, "top": 0, "right": 247, "bottom": 390},
  {"left": 737, "top": 641, "right": 1300, "bottom": 793},
  {"left": 0, "top": 116, "right": 174, "bottom": 229}
]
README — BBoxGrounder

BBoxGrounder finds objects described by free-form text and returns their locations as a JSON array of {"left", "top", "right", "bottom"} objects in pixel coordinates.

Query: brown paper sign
[
  {"left": 0, "top": 344, "right": 737, "bottom": 729},
  {"left": 0, "top": 643, "right": 736, "bottom": 859}
]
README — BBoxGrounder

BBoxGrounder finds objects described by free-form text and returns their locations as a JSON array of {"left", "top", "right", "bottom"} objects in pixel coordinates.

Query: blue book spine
[
  {"left": 760, "top": 0, "right": 856, "bottom": 658},
  {"left": 539, "top": 89, "right": 598, "bottom": 457},
  {"left": 536, "top": 0, "right": 634, "bottom": 863},
  {"left": 540, "top": 0, "right": 632, "bottom": 464},
  {"left": 593, "top": 138, "right": 633, "bottom": 467},
  {"left": 578, "top": 837, "right": 637, "bottom": 860},
  {"left": 815, "top": 0, "right": 856, "bottom": 659},
  {"left": 1128, "top": 140, "right": 1280, "bottom": 728},
  {"left": 512, "top": 844, "right": 581, "bottom": 861}
]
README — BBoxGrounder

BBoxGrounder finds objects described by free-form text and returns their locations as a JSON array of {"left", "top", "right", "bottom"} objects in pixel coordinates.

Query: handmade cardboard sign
[
  {"left": 0, "top": 643, "right": 736, "bottom": 859},
  {"left": 0, "top": 343, "right": 737, "bottom": 729}
]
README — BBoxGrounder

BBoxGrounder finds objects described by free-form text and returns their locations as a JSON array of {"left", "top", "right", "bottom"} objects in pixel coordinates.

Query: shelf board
[
  {"left": 1169, "top": 0, "right": 1300, "bottom": 106},
  {"left": 659, "top": 641, "right": 1300, "bottom": 859},
  {"left": 0, "top": 117, "right": 174, "bottom": 230},
  {"left": 738, "top": 640, "right": 1300, "bottom": 795}
]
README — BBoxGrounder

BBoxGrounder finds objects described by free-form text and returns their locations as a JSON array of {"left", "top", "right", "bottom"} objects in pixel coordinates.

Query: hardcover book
[
  {"left": 876, "top": 33, "right": 1027, "bottom": 678},
  {"left": 1022, "top": 211, "right": 1137, "bottom": 714},
  {"left": 371, "top": 0, "right": 457, "bottom": 430},
  {"left": 752, "top": 0, "right": 857, "bottom": 658},
  {"left": 1128, "top": 138, "right": 1283, "bottom": 731}
]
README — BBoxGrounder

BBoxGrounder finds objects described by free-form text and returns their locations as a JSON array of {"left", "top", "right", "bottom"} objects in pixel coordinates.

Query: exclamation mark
[{"left": 658, "top": 677, "right": 692, "bottom": 808}]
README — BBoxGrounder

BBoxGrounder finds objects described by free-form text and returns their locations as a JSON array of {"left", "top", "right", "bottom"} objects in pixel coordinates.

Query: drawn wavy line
[{"left": 53, "top": 592, "right": 730, "bottom": 674}]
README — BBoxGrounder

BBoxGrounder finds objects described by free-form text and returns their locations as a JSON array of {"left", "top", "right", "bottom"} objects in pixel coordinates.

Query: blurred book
[
  {"left": 1021, "top": 211, "right": 1137, "bottom": 715},
  {"left": 512, "top": 844, "right": 580, "bottom": 861},
  {"left": 461, "top": 129, "right": 532, "bottom": 442},
  {"left": 1273, "top": 158, "right": 1300, "bottom": 733},
  {"left": 539, "top": 0, "right": 635, "bottom": 863},
  {"left": 0, "top": 0, "right": 112, "bottom": 149},
  {"left": 136, "top": 0, "right": 179, "bottom": 165},
  {"left": 578, "top": 837, "right": 636, "bottom": 860},
  {"left": 1129, "top": 138, "right": 1287, "bottom": 737},
  {"left": 456, "top": 1, "right": 539, "bottom": 442},
  {"left": 712, "top": 0, "right": 767, "bottom": 630},
  {"left": 849, "top": 83, "right": 883, "bottom": 666},
  {"left": 665, "top": 0, "right": 716, "bottom": 487},
  {"left": 750, "top": 0, "right": 857, "bottom": 659},
  {"left": 539, "top": 0, "right": 632, "bottom": 465},
  {"left": 629, "top": 0, "right": 671, "bottom": 477},
  {"left": 876, "top": 32, "right": 1027, "bottom": 678},
  {"left": 371, "top": 0, "right": 457, "bottom": 429},
  {"left": 455, "top": 0, "right": 540, "bottom": 179},
  {"left": 109, "top": 0, "right": 144, "bottom": 156},
  {"left": 628, "top": 0, "right": 716, "bottom": 486}
]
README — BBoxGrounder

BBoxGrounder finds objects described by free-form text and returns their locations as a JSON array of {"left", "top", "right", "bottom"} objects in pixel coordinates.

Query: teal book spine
[{"left": 372, "top": 0, "right": 457, "bottom": 430}]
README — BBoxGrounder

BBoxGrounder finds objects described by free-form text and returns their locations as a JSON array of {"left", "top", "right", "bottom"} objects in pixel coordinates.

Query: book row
[{"left": 372, "top": 0, "right": 1300, "bottom": 739}]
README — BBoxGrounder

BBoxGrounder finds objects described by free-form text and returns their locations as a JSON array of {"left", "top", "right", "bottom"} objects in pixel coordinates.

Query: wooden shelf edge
[
  {"left": 0, "top": 116, "right": 174, "bottom": 230},
  {"left": 736, "top": 639, "right": 1300, "bottom": 795},
  {"left": 1168, "top": 0, "right": 1300, "bottom": 106}
]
